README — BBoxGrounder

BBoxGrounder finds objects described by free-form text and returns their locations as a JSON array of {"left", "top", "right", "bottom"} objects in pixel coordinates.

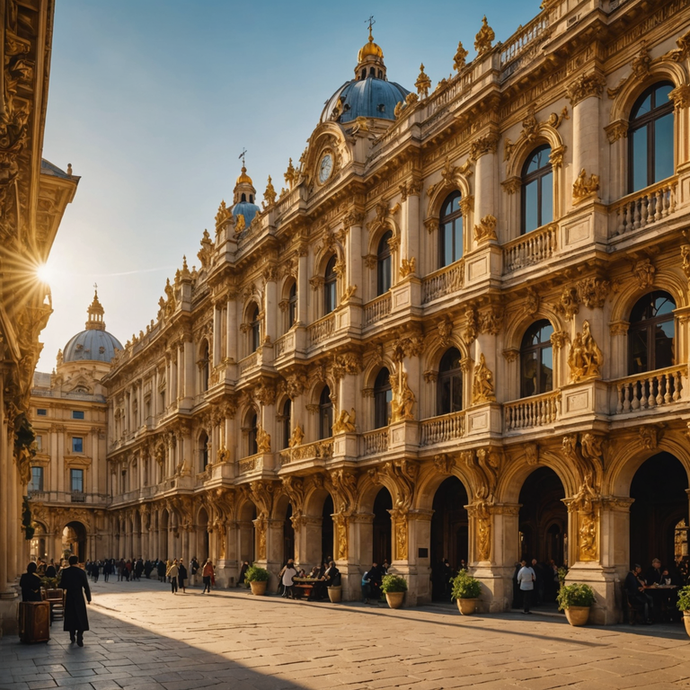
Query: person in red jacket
[{"left": 201, "top": 559, "right": 214, "bottom": 594}]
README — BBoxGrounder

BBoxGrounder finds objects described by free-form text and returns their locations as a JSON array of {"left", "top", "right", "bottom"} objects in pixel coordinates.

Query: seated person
[
  {"left": 20, "top": 562, "right": 43, "bottom": 602},
  {"left": 624, "top": 564, "right": 653, "bottom": 623},
  {"left": 323, "top": 561, "right": 341, "bottom": 588},
  {"left": 645, "top": 558, "right": 663, "bottom": 586},
  {"left": 297, "top": 569, "right": 306, "bottom": 578},
  {"left": 308, "top": 566, "right": 320, "bottom": 579}
]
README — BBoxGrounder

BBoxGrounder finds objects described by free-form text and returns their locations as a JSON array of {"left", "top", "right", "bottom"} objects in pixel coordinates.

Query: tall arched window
[
  {"left": 629, "top": 82, "right": 674, "bottom": 193},
  {"left": 324, "top": 256, "right": 337, "bottom": 315},
  {"left": 377, "top": 231, "right": 392, "bottom": 296},
  {"left": 250, "top": 305, "right": 261, "bottom": 352},
  {"left": 374, "top": 367, "right": 392, "bottom": 428},
  {"left": 437, "top": 347, "right": 463, "bottom": 415},
  {"left": 248, "top": 413, "right": 258, "bottom": 456},
  {"left": 200, "top": 341, "right": 210, "bottom": 392},
  {"left": 199, "top": 431, "right": 209, "bottom": 471},
  {"left": 629, "top": 291, "right": 675, "bottom": 375},
  {"left": 319, "top": 386, "right": 333, "bottom": 439},
  {"left": 520, "top": 320, "right": 554, "bottom": 398},
  {"left": 282, "top": 399, "right": 292, "bottom": 450},
  {"left": 288, "top": 282, "right": 297, "bottom": 328},
  {"left": 439, "top": 192, "right": 463, "bottom": 268},
  {"left": 522, "top": 146, "right": 553, "bottom": 234}
]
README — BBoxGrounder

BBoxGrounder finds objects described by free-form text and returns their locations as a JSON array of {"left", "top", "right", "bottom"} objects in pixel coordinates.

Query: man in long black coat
[{"left": 59, "top": 555, "right": 91, "bottom": 646}]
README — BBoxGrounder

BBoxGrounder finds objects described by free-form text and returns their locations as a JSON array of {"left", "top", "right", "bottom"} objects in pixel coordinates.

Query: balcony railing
[
  {"left": 280, "top": 439, "right": 333, "bottom": 465},
  {"left": 503, "top": 223, "right": 557, "bottom": 274},
  {"left": 422, "top": 260, "right": 464, "bottom": 304},
  {"left": 364, "top": 293, "right": 392, "bottom": 327},
  {"left": 239, "top": 351, "right": 260, "bottom": 375},
  {"left": 308, "top": 313, "right": 335, "bottom": 347},
  {"left": 361, "top": 428, "right": 389, "bottom": 457},
  {"left": 274, "top": 331, "right": 295, "bottom": 358},
  {"left": 610, "top": 178, "right": 677, "bottom": 237},
  {"left": 504, "top": 391, "right": 561, "bottom": 431},
  {"left": 500, "top": 14, "right": 550, "bottom": 68},
  {"left": 240, "top": 454, "right": 261, "bottom": 473},
  {"left": 420, "top": 410, "right": 465, "bottom": 446},
  {"left": 614, "top": 365, "right": 684, "bottom": 414}
]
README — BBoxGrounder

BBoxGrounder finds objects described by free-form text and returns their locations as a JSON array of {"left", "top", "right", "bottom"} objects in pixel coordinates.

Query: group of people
[
  {"left": 513, "top": 558, "right": 562, "bottom": 613},
  {"left": 361, "top": 560, "right": 390, "bottom": 604},
  {"left": 625, "top": 557, "right": 687, "bottom": 624},
  {"left": 278, "top": 558, "right": 342, "bottom": 599}
]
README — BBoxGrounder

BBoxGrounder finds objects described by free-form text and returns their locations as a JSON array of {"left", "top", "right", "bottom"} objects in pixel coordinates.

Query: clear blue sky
[{"left": 39, "top": 0, "right": 539, "bottom": 371}]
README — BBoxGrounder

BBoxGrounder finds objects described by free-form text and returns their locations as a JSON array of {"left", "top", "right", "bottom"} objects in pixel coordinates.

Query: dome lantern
[
  {"left": 355, "top": 25, "right": 387, "bottom": 81},
  {"left": 231, "top": 161, "right": 260, "bottom": 227},
  {"left": 85, "top": 289, "right": 105, "bottom": 331}
]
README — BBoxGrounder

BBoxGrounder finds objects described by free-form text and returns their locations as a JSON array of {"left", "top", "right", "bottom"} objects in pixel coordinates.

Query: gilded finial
[
  {"left": 284, "top": 158, "right": 297, "bottom": 188},
  {"left": 415, "top": 63, "right": 431, "bottom": 99},
  {"left": 264, "top": 176, "right": 277, "bottom": 206},
  {"left": 67, "top": 163, "right": 73, "bottom": 176},
  {"left": 475, "top": 16, "right": 495, "bottom": 56},
  {"left": 366, "top": 15, "right": 375, "bottom": 41},
  {"left": 453, "top": 40, "right": 469, "bottom": 71}
]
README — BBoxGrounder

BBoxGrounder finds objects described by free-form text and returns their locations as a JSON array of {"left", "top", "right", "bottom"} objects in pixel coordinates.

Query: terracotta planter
[
  {"left": 456, "top": 598, "right": 478, "bottom": 615},
  {"left": 565, "top": 606, "right": 590, "bottom": 626},
  {"left": 684, "top": 612, "right": 690, "bottom": 638},
  {"left": 249, "top": 580, "right": 267, "bottom": 596},
  {"left": 327, "top": 586, "right": 342, "bottom": 603},
  {"left": 385, "top": 591, "right": 405, "bottom": 609}
]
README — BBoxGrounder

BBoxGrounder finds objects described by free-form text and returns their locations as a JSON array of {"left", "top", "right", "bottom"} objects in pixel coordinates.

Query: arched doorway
[
  {"left": 62, "top": 521, "right": 87, "bottom": 562},
  {"left": 630, "top": 452, "right": 688, "bottom": 569},
  {"left": 284, "top": 504, "right": 295, "bottom": 564},
  {"left": 518, "top": 467, "right": 567, "bottom": 604},
  {"left": 30, "top": 522, "right": 48, "bottom": 562},
  {"left": 321, "top": 495, "right": 334, "bottom": 565},
  {"left": 430, "top": 476, "right": 469, "bottom": 600},
  {"left": 373, "top": 488, "right": 392, "bottom": 566}
]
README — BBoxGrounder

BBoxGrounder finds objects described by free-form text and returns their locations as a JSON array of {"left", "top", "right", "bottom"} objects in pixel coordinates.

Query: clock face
[{"left": 318, "top": 153, "right": 333, "bottom": 184}]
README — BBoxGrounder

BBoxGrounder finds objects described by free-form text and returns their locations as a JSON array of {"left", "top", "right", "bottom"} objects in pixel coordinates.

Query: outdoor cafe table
[
  {"left": 645, "top": 584, "right": 679, "bottom": 622},
  {"left": 293, "top": 577, "right": 323, "bottom": 599}
]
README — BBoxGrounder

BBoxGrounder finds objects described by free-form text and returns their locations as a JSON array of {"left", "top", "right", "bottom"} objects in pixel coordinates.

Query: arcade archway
[
  {"left": 372, "top": 488, "right": 392, "bottom": 565},
  {"left": 62, "top": 521, "right": 87, "bottom": 561},
  {"left": 321, "top": 495, "right": 334, "bottom": 565}
]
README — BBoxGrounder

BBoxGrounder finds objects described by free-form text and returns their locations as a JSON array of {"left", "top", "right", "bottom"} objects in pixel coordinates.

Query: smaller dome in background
[
  {"left": 62, "top": 291, "right": 123, "bottom": 364},
  {"left": 232, "top": 163, "right": 260, "bottom": 226}
]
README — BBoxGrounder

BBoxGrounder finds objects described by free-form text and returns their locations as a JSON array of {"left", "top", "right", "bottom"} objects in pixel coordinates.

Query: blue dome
[
  {"left": 63, "top": 329, "right": 123, "bottom": 363},
  {"left": 232, "top": 200, "right": 260, "bottom": 226},
  {"left": 321, "top": 78, "right": 410, "bottom": 124}
]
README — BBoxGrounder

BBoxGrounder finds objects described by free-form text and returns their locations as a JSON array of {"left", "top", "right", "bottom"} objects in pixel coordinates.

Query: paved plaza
[{"left": 1, "top": 579, "right": 689, "bottom": 690}]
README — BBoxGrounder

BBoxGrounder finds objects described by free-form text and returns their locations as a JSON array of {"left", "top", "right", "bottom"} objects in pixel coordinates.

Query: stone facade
[{"left": 29, "top": 0, "right": 690, "bottom": 625}]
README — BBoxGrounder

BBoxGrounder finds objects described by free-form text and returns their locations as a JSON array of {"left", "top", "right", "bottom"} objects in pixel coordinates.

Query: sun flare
[{"left": 36, "top": 263, "right": 54, "bottom": 284}]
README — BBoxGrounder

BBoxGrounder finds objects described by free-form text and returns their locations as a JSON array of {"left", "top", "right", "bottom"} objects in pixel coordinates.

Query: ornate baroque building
[
  {"left": 0, "top": 0, "right": 79, "bottom": 634},
  {"left": 30, "top": 0, "right": 690, "bottom": 624}
]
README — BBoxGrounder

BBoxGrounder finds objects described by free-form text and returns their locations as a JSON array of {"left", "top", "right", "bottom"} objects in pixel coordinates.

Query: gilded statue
[
  {"left": 472, "top": 353, "right": 496, "bottom": 404},
  {"left": 568, "top": 320, "right": 603, "bottom": 382},
  {"left": 390, "top": 371, "right": 415, "bottom": 422},
  {"left": 333, "top": 408, "right": 356, "bottom": 434},
  {"left": 234, "top": 213, "right": 246, "bottom": 234},
  {"left": 477, "top": 517, "right": 491, "bottom": 561},
  {"left": 572, "top": 168, "right": 600, "bottom": 201},
  {"left": 288, "top": 424, "right": 304, "bottom": 448},
  {"left": 579, "top": 514, "right": 597, "bottom": 561},
  {"left": 217, "top": 446, "right": 230, "bottom": 464},
  {"left": 256, "top": 425, "right": 271, "bottom": 454}
]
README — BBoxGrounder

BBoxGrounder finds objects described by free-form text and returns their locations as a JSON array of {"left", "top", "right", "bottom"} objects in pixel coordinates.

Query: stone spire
[{"left": 85, "top": 290, "right": 106, "bottom": 331}]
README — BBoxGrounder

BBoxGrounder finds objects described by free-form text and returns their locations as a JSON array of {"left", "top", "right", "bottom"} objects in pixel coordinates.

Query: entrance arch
[
  {"left": 373, "top": 488, "right": 392, "bottom": 565},
  {"left": 630, "top": 452, "right": 689, "bottom": 569},
  {"left": 63, "top": 521, "right": 87, "bottom": 562},
  {"left": 430, "top": 476, "right": 469, "bottom": 600}
]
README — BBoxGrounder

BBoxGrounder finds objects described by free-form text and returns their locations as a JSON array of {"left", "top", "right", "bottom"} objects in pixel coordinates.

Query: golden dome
[
  {"left": 358, "top": 28, "right": 384, "bottom": 62},
  {"left": 236, "top": 165, "right": 253, "bottom": 186}
]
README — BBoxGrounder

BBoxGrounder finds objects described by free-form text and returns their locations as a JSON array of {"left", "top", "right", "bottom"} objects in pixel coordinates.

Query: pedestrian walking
[
  {"left": 281, "top": 559, "right": 297, "bottom": 599},
  {"left": 167, "top": 559, "right": 179, "bottom": 594},
  {"left": 178, "top": 559, "right": 187, "bottom": 593},
  {"left": 201, "top": 559, "right": 214, "bottom": 593},
  {"left": 517, "top": 559, "right": 536, "bottom": 614},
  {"left": 59, "top": 555, "right": 91, "bottom": 646}
]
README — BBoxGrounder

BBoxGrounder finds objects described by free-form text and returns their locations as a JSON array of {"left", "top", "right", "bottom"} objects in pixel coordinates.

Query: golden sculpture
[
  {"left": 288, "top": 424, "right": 304, "bottom": 448},
  {"left": 573, "top": 168, "right": 600, "bottom": 201},
  {"left": 415, "top": 64, "right": 431, "bottom": 98},
  {"left": 473, "top": 214, "right": 498, "bottom": 243},
  {"left": 234, "top": 213, "right": 246, "bottom": 234},
  {"left": 472, "top": 353, "right": 496, "bottom": 404},
  {"left": 474, "top": 16, "right": 495, "bottom": 55},
  {"left": 333, "top": 408, "right": 356, "bottom": 434},
  {"left": 395, "top": 518, "right": 408, "bottom": 560},
  {"left": 400, "top": 257, "right": 416, "bottom": 277},
  {"left": 263, "top": 176, "right": 276, "bottom": 206},
  {"left": 453, "top": 40, "right": 469, "bottom": 71},
  {"left": 477, "top": 517, "right": 491, "bottom": 561},
  {"left": 568, "top": 320, "right": 603, "bottom": 382},
  {"left": 390, "top": 370, "right": 415, "bottom": 422},
  {"left": 256, "top": 425, "right": 271, "bottom": 454},
  {"left": 579, "top": 514, "right": 597, "bottom": 561}
]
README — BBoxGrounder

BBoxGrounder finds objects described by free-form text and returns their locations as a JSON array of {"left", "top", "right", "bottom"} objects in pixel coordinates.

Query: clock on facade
[{"left": 318, "top": 152, "right": 333, "bottom": 184}]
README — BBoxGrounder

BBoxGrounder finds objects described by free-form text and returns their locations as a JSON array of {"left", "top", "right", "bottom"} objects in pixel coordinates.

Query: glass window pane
[
  {"left": 440, "top": 378, "right": 451, "bottom": 415},
  {"left": 524, "top": 180, "right": 538, "bottom": 233},
  {"left": 634, "top": 94, "right": 652, "bottom": 118},
  {"left": 540, "top": 172, "right": 553, "bottom": 226},
  {"left": 521, "top": 351, "right": 538, "bottom": 397},
  {"left": 630, "top": 329, "right": 648, "bottom": 374},
  {"left": 71, "top": 469, "right": 83, "bottom": 493},
  {"left": 72, "top": 437, "right": 83, "bottom": 453},
  {"left": 453, "top": 219, "right": 463, "bottom": 261},
  {"left": 655, "top": 322, "right": 675, "bottom": 369},
  {"left": 632, "top": 126, "right": 648, "bottom": 192},
  {"left": 451, "top": 374, "right": 463, "bottom": 412},
  {"left": 654, "top": 113, "right": 674, "bottom": 182},
  {"left": 540, "top": 347, "right": 553, "bottom": 393},
  {"left": 444, "top": 223, "right": 453, "bottom": 267},
  {"left": 655, "top": 84, "right": 673, "bottom": 105}
]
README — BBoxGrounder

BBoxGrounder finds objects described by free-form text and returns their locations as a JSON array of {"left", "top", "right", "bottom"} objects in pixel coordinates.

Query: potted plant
[
  {"left": 556, "top": 582, "right": 596, "bottom": 626},
  {"left": 449, "top": 570, "right": 481, "bottom": 615},
  {"left": 676, "top": 585, "right": 690, "bottom": 637},
  {"left": 244, "top": 564, "right": 270, "bottom": 595},
  {"left": 380, "top": 574, "right": 407, "bottom": 609}
]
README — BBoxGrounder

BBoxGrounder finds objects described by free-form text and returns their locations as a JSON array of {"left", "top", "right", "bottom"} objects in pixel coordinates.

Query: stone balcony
[
  {"left": 609, "top": 177, "right": 678, "bottom": 239},
  {"left": 504, "top": 390, "right": 561, "bottom": 432},
  {"left": 419, "top": 410, "right": 466, "bottom": 446},
  {"left": 611, "top": 364, "right": 686, "bottom": 416}
]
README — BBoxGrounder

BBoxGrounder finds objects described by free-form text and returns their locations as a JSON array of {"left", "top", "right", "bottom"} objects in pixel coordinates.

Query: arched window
[
  {"left": 319, "top": 386, "right": 333, "bottom": 439},
  {"left": 629, "top": 82, "right": 674, "bottom": 193},
  {"left": 324, "top": 256, "right": 337, "bottom": 314},
  {"left": 522, "top": 145, "right": 553, "bottom": 234},
  {"left": 199, "top": 431, "right": 209, "bottom": 471},
  {"left": 437, "top": 347, "right": 463, "bottom": 415},
  {"left": 250, "top": 305, "right": 261, "bottom": 352},
  {"left": 288, "top": 282, "right": 297, "bottom": 328},
  {"left": 282, "top": 399, "right": 292, "bottom": 450},
  {"left": 200, "top": 341, "right": 210, "bottom": 392},
  {"left": 248, "top": 413, "right": 258, "bottom": 456},
  {"left": 520, "top": 320, "right": 554, "bottom": 398},
  {"left": 374, "top": 367, "right": 392, "bottom": 428},
  {"left": 439, "top": 192, "right": 463, "bottom": 268},
  {"left": 629, "top": 291, "right": 675, "bottom": 375},
  {"left": 377, "top": 231, "right": 392, "bottom": 296}
]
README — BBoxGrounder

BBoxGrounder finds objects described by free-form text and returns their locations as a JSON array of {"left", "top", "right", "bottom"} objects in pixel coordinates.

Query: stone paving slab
[{"left": 0, "top": 577, "right": 689, "bottom": 690}]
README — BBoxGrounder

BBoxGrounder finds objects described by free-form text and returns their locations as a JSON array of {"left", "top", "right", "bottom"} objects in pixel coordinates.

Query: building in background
[
  {"left": 29, "top": 0, "right": 690, "bottom": 625},
  {"left": 0, "top": 0, "right": 79, "bottom": 634}
]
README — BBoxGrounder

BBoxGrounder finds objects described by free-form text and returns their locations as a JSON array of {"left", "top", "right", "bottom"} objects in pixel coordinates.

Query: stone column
[
  {"left": 404, "top": 510, "right": 433, "bottom": 605},
  {"left": 297, "top": 250, "right": 309, "bottom": 327},
  {"left": 470, "top": 131, "right": 499, "bottom": 247},
  {"left": 264, "top": 270, "right": 277, "bottom": 345},
  {"left": 212, "top": 303, "right": 222, "bottom": 367}
]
